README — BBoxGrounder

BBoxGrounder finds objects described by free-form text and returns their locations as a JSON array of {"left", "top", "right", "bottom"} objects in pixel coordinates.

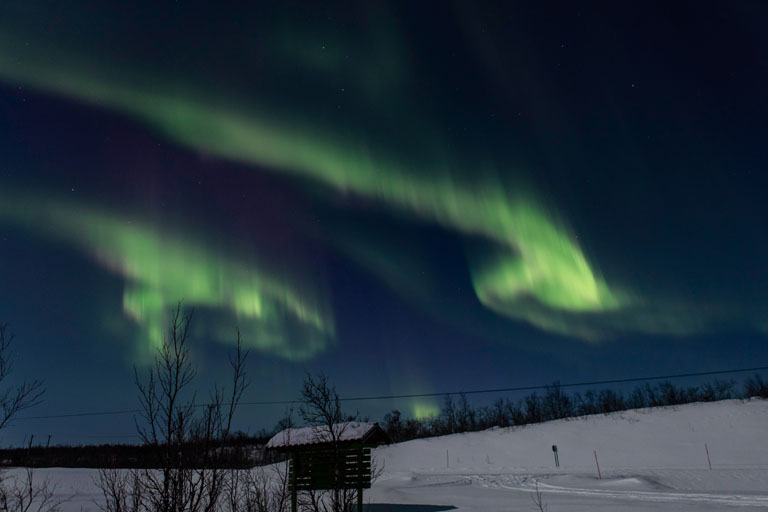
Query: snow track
[
  {"left": 370, "top": 400, "right": 768, "bottom": 509},
  {"left": 512, "top": 475, "right": 768, "bottom": 508}
]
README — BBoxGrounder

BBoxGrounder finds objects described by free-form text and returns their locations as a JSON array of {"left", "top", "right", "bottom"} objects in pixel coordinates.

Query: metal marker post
[
  {"left": 705, "top": 443, "right": 712, "bottom": 470},
  {"left": 593, "top": 450, "right": 602, "bottom": 479},
  {"left": 552, "top": 445, "right": 559, "bottom": 467}
]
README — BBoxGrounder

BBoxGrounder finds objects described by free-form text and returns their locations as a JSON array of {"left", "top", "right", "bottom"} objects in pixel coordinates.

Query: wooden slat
[
  {"left": 288, "top": 442, "right": 375, "bottom": 491},
  {"left": 290, "top": 469, "right": 372, "bottom": 480}
]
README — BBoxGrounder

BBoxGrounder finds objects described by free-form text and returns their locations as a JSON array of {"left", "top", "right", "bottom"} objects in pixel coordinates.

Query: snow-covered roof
[{"left": 266, "top": 421, "right": 389, "bottom": 449}]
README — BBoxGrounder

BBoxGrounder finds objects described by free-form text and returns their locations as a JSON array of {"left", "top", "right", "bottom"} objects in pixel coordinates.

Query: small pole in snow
[
  {"left": 552, "top": 445, "right": 559, "bottom": 468},
  {"left": 446, "top": 449, "right": 449, "bottom": 468},
  {"left": 705, "top": 443, "right": 712, "bottom": 470},
  {"left": 593, "top": 450, "right": 602, "bottom": 479}
]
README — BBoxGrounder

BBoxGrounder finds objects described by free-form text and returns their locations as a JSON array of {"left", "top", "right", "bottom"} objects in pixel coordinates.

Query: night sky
[{"left": 1, "top": 1, "right": 767, "bottom": 445}]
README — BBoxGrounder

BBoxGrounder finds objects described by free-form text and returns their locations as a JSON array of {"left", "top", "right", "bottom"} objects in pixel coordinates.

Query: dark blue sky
[{"left": 0, "top": 1, "right": 767, "bottom": 445}]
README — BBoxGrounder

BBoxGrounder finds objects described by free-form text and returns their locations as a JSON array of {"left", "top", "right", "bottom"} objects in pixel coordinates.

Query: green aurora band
[
  {"left": 0, "top": 39, "right": 643, "bottom": 339},
  {"left": 411, "top": 401, "right": 440, "bottom": 421},
  {"left": 0, "top": 193, "right": 333, "bottom": 359},
  {"left": 18, "top": 34, "right": 763, "bottom": 339}
]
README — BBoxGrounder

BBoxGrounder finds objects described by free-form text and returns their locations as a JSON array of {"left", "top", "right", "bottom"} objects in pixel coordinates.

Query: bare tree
[
  {"left": 94, "top": 466, "right": 142, "bottom": 512},
  {"left": 440, "top": 395, "right": 457, "bottom": 434},
  {"left": 0, "top": 468, "right": 67, "bottom": 512},
  {"left": 0, "top": 324, "right": 56, "bottom": 512},
  {"left": 223, "top": 464, "right": 291, "bottom": 512},
  {"left": 0, "top": 323, "right": 44, "bottom": 430},
  {"left": 299, "top": 373, "right": 362, "bottom": 512},
  {"left": 97, "top": 304, "right": 250, "bottom": 512},
  {"left": 299, "top": 374, "right": 346, "bottom": 432}
]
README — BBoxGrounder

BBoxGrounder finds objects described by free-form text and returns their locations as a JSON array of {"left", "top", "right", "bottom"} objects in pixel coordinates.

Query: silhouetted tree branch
[
  {"left": 0, "top": 323, "right": 55, "bottom": 511},
  {"left": 0, "top": 323, "right": 44, "bottom": 430},
  {"left": 98, "top": 303, "right": 251, "bottom": 512}
]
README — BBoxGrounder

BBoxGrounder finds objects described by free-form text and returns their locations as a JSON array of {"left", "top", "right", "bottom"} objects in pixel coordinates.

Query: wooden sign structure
[{"left": 266, "top": 422, "right": 390, "bottom": 512}]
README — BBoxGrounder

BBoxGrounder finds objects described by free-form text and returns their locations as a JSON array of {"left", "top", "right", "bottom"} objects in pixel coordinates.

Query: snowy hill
[
  {"left": 367, "top": 399, "right": 768, "bottom": 511},
  {"left": 376, "top": 398, "right": 768, "bottom": 474},
  {"left": 21, "top": 399, "right": 768, "bottom": 511}
]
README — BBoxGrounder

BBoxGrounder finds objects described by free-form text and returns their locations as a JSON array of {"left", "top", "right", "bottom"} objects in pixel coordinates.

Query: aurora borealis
[
  {"left": 1, "top": 1, "right": 767, "bottom": 443},
  {"left": 0, "top": 31, "right": 627, "bottom": 336},
  {"left": 0, "top": 191, "right": 333, "bottom": 359}
]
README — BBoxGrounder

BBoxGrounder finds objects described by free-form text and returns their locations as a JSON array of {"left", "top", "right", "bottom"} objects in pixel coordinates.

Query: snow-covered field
[
  {"left": 19, "top": 399, "right": 768, "bottom": 511},
  {"left": 370, "top": 398, "right": 768, "bottom": 511}
]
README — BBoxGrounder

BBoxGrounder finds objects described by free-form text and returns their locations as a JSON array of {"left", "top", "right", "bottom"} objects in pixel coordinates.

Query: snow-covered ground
[
  {"left": 16, "top": 399, "right": 768, "bottom": 511},
  {"left": 369, "top": 398, "right": 768, "bottom": 511}
]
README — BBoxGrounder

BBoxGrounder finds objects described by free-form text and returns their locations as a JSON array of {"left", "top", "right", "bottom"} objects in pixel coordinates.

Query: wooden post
[
  {"left": 357, "top": 445, "right": 364, "bottom": 512},
  {"left": 291, "top": 453, "right": 297, "bottom": 512},
  {"left": 705, "top": 443, "right": 712, "bottom": 470},
  {"left": 593, "top": 450, "right": 602, "bottom": 480}
]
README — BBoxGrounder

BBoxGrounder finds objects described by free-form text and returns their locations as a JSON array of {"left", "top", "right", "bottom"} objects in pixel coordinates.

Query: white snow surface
[
  {"left": 265, "top": 421, "right": 379, "bottom": 448},
  {"left": 20, "top": 399, "right": 768, "bottom": 511}
]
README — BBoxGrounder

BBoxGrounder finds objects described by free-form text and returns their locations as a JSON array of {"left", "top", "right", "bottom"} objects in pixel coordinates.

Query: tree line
[
  {"left": 0, "top": 433, "right": 273, "bottom": 469},
  {"left": 381, "top": 374, "right": 768, "bottom": 443},
  {"left": 10, "top": 373, "right": 766, "bottom": 468}
]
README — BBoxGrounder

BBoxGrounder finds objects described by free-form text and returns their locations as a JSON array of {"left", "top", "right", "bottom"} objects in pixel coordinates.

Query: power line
[
  {"left": 338, "top": 365, "right": 768, "bottom": 402},
  {"left": 21, "top": 409, "right": 141, "bottom": 420},
  {"left": 15, "top": 364, "right": 768, "bottom": 422}
]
